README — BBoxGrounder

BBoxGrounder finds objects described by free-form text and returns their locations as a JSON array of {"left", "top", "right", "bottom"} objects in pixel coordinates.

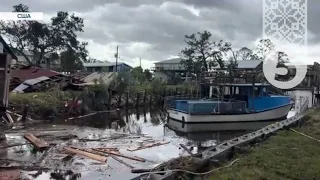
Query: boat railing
[
  {"left": 200, "top": 70, "right": 264, "bottom": 85},
  {"left": 211, "top": 100, "right": 248, "bottom": 114}
]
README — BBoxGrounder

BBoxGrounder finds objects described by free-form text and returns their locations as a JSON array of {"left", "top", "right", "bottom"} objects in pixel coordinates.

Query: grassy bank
[{"left": 209, "top": 109, "right": 320, "bottom": 180}]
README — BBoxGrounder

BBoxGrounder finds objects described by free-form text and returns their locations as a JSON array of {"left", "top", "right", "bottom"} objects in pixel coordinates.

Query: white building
[{"left": 153, "top": 58, "right": 186, "bottom": 83}]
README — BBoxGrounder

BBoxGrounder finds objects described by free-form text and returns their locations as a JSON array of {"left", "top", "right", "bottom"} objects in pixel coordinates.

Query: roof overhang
[{"left": 0, "top": 35, "right": 18, "bottom": 60}]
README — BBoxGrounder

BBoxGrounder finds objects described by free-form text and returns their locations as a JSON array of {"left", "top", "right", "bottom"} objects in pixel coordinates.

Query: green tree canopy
[
  {"left": 60, "top": 47, "right": 84, "bottom": 72},
  {"left": 180, "top": 30, "right": 239, "bottom": 75},
  {"left": 144, "top": 69, "right": 152, "bottom": 81},
  {"left": 0, "top": 4, "right": 88, "bottom": 66}
]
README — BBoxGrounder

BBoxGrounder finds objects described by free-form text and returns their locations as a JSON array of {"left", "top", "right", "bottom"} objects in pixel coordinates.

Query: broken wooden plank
[
  {"left": 63, "top": 147, "right": 108, "bottom": 163},
  {"left": 94, "top": 147, "right": 119, "bottom": 151},
  {"left": 111, "top": 156, "right": 135, "bottom": 169},
  {"left": 179, "top": 144, "right": 193, "bottom": 155},
  {"left": 127, "top": 141, "right": 170, "bottom": 152},
  {"left": 5, "top": 112, "right": 14, "bottom": 124},
  {"left": 24, "top": 133, "right": 49, "bottom": 149},
  {"left": 1, "top": 116, "right": 10, "bottom": 125},
  {"left": 92, "top": 149, "right": 145, "bottom": 162}
]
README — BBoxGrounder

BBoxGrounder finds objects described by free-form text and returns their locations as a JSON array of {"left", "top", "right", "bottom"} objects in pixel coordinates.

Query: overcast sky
[{"left": 1, "top": 0, "right": 319, "bottom": 69}]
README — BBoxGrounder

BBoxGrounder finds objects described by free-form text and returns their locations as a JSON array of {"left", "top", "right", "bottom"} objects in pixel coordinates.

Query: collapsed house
[
  {"left": 0, "top": 35, "right": 18, "bottom": 125},
  {"left": 10, "top": 64, "right": 119, "bottom": 93}
]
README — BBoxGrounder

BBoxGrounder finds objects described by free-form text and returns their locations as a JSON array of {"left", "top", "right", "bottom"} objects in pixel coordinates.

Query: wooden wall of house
[{"left": 0, "top": 52, "right": 12, "bottom": 113}]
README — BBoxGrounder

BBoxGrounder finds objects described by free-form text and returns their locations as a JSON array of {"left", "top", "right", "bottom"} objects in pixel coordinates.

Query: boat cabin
[
  {"left": 169, "top": 83, "right": 292, "bottom": 115},
  {"left": 212, "top": 83, "right": 292, "bottom": 112}
]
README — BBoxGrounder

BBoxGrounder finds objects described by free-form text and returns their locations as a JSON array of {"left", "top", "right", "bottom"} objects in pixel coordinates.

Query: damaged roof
[
  {"left": 11, "top": 66, "right": 65, "bottom": 81},
  {"left": 12, "top": 76, "right": 51, "bottom": 93},
  {"left": 82, "top": 72, "right": 117, "bottom": 85}
]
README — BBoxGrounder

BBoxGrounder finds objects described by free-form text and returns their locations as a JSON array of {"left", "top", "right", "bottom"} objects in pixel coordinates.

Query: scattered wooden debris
[
  {"left": 93, "top": 148, "right": 145, "bottom": 162},
  {"left": 6, "top": 110, "right": 34, "bottom": 122},
  {"left": 24, "top": 133, "right": 49, "bottom": 149},
  {"left": 127, "top": 141, "right": 170, "bottom": 152},
  {"left": 64, "top": 147, "right": 108, "bottom": 163}
]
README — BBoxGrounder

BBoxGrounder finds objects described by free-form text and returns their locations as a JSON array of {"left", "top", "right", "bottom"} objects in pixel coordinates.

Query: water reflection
[{"left": 38, "top": 109, "right": 297, "bottom": 145}]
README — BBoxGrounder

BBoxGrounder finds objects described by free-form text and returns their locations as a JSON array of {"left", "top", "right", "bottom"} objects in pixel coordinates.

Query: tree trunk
[
  {"left": 36, "top": 50, "right": 44, "bottom": 67},
  {"left": 11, "top": 48, "right": 33, "bottom": 65},
  {"left": 46, "top": 58, "right": 50, "bottom": 69}
]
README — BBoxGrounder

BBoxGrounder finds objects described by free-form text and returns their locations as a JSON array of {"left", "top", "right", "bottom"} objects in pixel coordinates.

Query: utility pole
[
  {"left": 115, "top": 45, "right": 119, "bottom": 72},
  {"left": 139, "top": 58, "right": 142, "bottom": 68}
]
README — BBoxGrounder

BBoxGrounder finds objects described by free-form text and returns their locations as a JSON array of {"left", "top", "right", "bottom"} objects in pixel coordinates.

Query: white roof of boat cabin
[{"left": 216, "top": 83, "right": 271, "bottom": 86}]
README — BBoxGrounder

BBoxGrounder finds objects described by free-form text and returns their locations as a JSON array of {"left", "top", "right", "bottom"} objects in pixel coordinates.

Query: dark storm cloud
[
  {"left": 1, "top": 0, "right": 319, "bottom": 63},
  {"left": 78, "top": 2, "right": 213, "bottom": 55},
  {"left": 0, "top": 0, "right": 167, "bottom": 12},
  {"left": 307, "top": 0, "right": 320, "bottom": 44}
]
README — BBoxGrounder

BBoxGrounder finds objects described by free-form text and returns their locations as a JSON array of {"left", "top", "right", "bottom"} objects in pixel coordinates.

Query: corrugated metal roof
[
  {"left": 12, "top": 84, "right": 29, "bottom": 93},
  {"left": 83, "top": 62, "right": 132, "bottom": 68},
  {"left": 12, "top": 76, "right": 50, "bottom": 93},
  {"left": 154, "top": 58, "right": 184, "bottom": 64},
  {"left": 11, "top": 66, "right": 63, "bottom": 81}
]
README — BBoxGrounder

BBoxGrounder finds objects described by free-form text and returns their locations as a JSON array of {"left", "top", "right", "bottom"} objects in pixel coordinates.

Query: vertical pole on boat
[{"left": 252, "top": 72, "right": 255, "bottom": 112}]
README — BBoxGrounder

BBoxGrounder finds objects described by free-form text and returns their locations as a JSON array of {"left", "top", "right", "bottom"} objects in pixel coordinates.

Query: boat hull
[{"left": 167, "top": 103, "right": 293, "bottom": 132}]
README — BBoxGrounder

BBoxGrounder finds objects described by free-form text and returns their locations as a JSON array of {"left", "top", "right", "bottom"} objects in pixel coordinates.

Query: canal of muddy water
[{"left": 0, "top": 109, "right": 296, "bottom": 180}]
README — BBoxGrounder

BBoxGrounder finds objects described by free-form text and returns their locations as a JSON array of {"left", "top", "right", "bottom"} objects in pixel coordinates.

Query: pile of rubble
[
  {"left": 0, "top": 125, "right": 176, "bottom": 180},
  {"left": 10, "top": 65, "right": 118, "bottom": 93}
]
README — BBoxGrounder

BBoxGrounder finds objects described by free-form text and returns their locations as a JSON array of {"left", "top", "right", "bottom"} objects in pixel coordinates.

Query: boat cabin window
[{"left": 237, "top": 86, "right": 264, "bottom": 97}]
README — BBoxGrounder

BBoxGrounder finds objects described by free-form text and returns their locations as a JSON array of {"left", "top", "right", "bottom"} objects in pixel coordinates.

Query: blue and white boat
[{"left": 167, "top": 83, "right": 294, "bottom": 132}]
